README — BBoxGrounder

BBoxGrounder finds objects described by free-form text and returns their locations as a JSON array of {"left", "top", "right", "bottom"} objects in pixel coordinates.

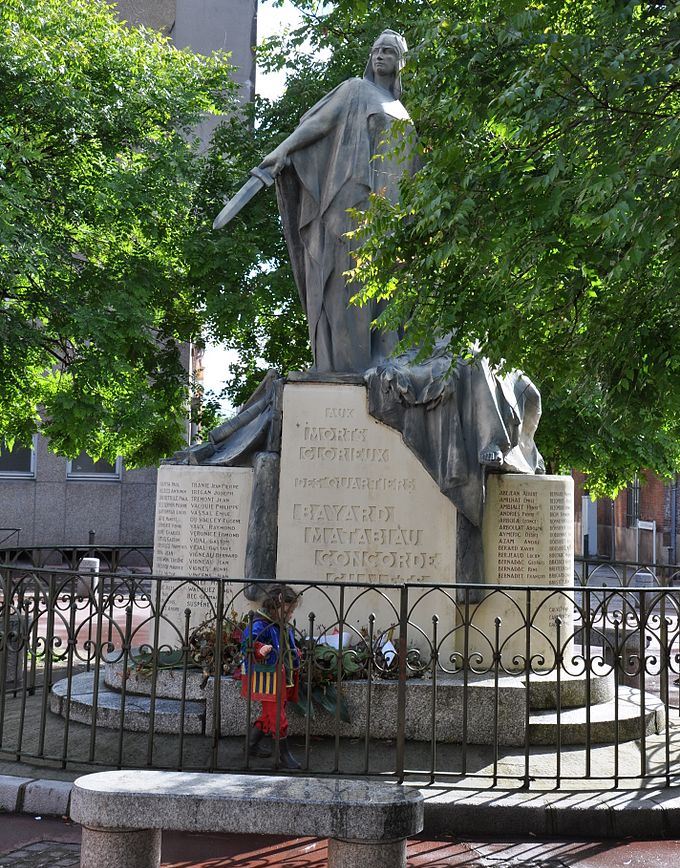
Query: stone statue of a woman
[
  {"left": 259, "top": 29, "right": 419, "bottom": 373},
  {"left": 193, "top": 31, "right": 545, "bottom": 591}
]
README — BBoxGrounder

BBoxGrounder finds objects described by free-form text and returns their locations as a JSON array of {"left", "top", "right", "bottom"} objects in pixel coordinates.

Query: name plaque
[
  {"left": 470, "top": 474, "right": 574, "bottom": 670},
  {"left": 153, "top": 464, "right": 253, "bottom": 646}
]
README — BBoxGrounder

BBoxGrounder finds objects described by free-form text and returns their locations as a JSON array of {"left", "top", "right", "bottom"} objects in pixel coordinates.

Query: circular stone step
[
  {"left": 105, "top": 650, "right": 616, "bottom": 712},
  {"left": 104, "top": 654, "right": 207, "bottom": 700},
  {"left": 50, "top": 672, "right": 205, "bottom": 734},
  {"left": 51, "top": 671, "right": 661, "bottom": 746},
  {"left": 526, "top": 667, "right": 615, "bottom": 710},
  {"left": 528, "top": 686, "right": 665, "bottom": 745}
]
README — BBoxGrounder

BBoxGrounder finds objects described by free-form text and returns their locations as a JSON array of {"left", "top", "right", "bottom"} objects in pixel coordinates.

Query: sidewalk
[{"left": 1, "top": 815, "right": 680, "bottom": 866}]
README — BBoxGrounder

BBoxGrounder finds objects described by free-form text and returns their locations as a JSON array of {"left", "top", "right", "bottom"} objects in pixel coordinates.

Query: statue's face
[{"left": 371, "top": 38, "right": 400, "bottom": 78}]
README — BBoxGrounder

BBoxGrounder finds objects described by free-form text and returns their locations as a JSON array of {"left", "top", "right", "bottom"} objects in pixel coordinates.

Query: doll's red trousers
[{"left": 254, "top": 686, "right": 296, "bottom": 738}]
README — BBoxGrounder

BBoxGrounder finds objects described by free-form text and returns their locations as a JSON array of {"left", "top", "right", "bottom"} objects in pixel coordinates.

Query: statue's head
[{"left": 364, "top": 30, "right": 407, "bottom": 98}]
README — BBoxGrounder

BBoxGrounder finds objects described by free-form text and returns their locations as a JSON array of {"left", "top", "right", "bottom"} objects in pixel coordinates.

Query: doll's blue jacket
[{"left": 241, "top": 614, "right": 301, "bottom": 674}]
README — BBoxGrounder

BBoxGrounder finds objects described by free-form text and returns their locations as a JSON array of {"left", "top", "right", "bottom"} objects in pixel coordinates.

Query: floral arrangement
[
  {"left": 188, "top": 610, "right": 248, "bottom": 687},
  {"left": 131, "top": 610, "right": 247, "bottom": 686},
  {"left": 132, "top": 614, "right": 414, "bottom": 723}
]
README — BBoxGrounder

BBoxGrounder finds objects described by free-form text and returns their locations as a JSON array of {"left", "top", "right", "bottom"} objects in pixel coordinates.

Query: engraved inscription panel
[
  {"left": 276, "top": 384, "right": 456, "bottom": 588},
  {"left": 153, "top": 465, "right": 253, "bottom": 646},
  {"left": 468, "top": 474, "right": 574, "bottom": 671},
  {"left": 276, "top": 383, "right": 457, "bottom": 646}
]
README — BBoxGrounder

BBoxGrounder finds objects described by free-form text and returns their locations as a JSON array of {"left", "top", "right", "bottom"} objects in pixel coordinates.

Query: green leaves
[
  {"left": 0, "top": 0, "right": 238, "bottom": 464},
  {"left": 341, "top": 0, "right": 680, "bottom": 494},
  {"left": 207, "top": 0, "right": 666, "bottom": 493},
  {"left": 9, "top": 0, "right": 676, "bottom": 491}
]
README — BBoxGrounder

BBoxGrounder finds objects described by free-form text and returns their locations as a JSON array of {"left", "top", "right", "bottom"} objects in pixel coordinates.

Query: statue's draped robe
[
  {"left": 365, "top": 341, "right": 544, "bottom": 529},
  {"left": 364, "top": 339, "right": 545, "bottom": 585},
  {"left": 276, "top": 77, "right": 419, "bottom": 372}
]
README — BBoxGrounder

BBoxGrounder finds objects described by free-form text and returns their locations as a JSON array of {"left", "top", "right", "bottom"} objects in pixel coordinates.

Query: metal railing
[
  {"left": 1, "top": 563, "right": 679, "bottom": 789},
  {"left": 575, "top": 555, "right": 680, "bottom": 588},
  {"left": 0, "top": 543, "right": 153, "bottom": 572}
]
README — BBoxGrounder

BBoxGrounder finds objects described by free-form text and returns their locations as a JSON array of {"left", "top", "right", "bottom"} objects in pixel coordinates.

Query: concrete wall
[
  {"left": 0, "top": 438, "right": 157, "bottom": 547},
  {"left": 113, "top": 0, "right": 257, "bottom": 141},
  {"left": 174, "top": 0, "right": 256, "bottom": 92},
  {"left": 112, "top": 0, "right": 176, "bottom": 34},
  {"left": 173, "top": 0, "right": 257, "bottom": 140}
]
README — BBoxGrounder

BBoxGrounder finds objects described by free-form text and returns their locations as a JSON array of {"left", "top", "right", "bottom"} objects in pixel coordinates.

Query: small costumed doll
[{"left": 241, "top": 585, "right": 301, "bottom": 769}]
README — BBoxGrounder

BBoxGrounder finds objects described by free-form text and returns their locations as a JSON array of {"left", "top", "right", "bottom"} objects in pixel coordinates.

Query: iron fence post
[
  {"left": 211, "top": 579, "right": 225, "bottom": 771},
  {"left": 0, "top": 568, "right": 12, "bottom": 745},
  {"left": 395, "top": 584, "right": 408, "bottom": 784}
]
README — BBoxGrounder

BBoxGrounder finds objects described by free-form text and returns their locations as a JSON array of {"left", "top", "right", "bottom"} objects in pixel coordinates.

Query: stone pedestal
[
  {"left": 327, "top": 838, "right": 407, "bottom": 868},
  {"left": 152, "top": 465, "right": 253, "bottom": 647},
  {"left": 458, "top": 474, "right": 574, "bottom": 671},
  {"left": 275, "top": 382, "right": 458, "bottom": 658},
  {"left": 80, "top": 827, "right": 161, "bottom": 868}
]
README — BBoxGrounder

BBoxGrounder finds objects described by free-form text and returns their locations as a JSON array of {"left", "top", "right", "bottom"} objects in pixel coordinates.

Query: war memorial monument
[
  {"left": 47, "top": 30, "right": 664, "bottom": 756},
  {"left": 152, "top": 30, "right": 573, "bottom": 673}
]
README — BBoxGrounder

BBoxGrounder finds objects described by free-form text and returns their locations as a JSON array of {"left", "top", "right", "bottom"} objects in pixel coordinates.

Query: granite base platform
[{"left": 48, "top": 658, "right": 665, "bottom": 746}]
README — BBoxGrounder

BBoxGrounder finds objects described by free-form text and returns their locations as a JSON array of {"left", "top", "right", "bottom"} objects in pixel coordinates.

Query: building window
[
  {"left": 626, "top": 474, "right": 641, "bottom": 528},
  {"left": 0, "top": 438, "right": 36, "bottom": 478},
  {"left": 67, "top": 452, "right": 122, "bottom": 480}
]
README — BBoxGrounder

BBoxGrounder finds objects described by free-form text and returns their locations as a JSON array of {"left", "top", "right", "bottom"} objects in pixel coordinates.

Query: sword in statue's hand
[{"left": 212, "top": 166, "right": 276, "bottom": 231}]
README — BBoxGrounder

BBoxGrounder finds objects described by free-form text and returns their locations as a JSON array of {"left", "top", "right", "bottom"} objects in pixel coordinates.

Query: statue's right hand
[{"left": 259, "top": 146, "right": 289, "bottom": 177}]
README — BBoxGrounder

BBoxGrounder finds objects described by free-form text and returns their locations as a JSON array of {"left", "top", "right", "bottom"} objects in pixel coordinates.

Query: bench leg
[
  {"left": 80, "top": 826, "right": 161, "bottom": 868},
  {"left": 327, "top": 837, "right": 406, "bottom": 868}
]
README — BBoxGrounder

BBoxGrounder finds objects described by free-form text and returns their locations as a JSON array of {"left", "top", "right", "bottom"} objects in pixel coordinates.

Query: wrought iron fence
[
  {"left": 575, "top": 555, "right": 680, "bottom": 590},
  {"left": 1, "top": 563, "right": 679, "bottom": 789}
]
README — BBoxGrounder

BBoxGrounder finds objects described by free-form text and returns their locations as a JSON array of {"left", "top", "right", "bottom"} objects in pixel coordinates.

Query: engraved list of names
[
  {"left": 475, "top": 474, "right": 574, "bottom": 670},
  {"left": 491, "top": 476, "right": 573, "bottom": 588},
  {"left": 153, "top": 464, "right": 253, "bottom": 646}
]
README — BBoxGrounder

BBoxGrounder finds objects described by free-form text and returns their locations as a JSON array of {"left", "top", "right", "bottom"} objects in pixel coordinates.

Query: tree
[
  {"left": 0, "top": 0, "right": 237, "bottom": 466},
  {"left": 224, "top": 1, "right": 680, "bottom": 495},
  {"left": 351, "top": 0, "right": 680, "bottom": 496},
  {"left": 185, "top": 97, "right": 312, "bottom": 408}
]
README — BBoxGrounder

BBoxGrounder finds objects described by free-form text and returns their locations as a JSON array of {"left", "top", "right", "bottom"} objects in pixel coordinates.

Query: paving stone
[
  {"left": 604, "top": 793, "right": 666, "bottom": 839},
  {"left": 546, "top": 794, "right": 614, "bottom": 838},
  {"left": 0, "top": 842, "right": 79, "bottom": 867},
  {"left": 421, "top": 789, "right": 552, "bottom": 838}
]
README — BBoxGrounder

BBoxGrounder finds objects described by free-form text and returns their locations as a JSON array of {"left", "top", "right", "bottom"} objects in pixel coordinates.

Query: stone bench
[{"left": 70, "top": 770, "right": 424, "bottom": 868}]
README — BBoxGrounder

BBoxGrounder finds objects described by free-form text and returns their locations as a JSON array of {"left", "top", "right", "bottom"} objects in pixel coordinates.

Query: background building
[
  {"left": 574, "top": 471, "right": 679, "bottom": 565},
  {"left": 0, "top": 0, "right": 257, "bottom": 549}
]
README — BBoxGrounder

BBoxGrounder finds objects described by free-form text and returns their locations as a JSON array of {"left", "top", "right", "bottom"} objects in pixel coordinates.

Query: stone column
[
  {"left": 80, "top": 827, "right": 161, "bottom": 868},
  {"left": 327, "top": 837, "right": 406, "bottom": 868}
]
